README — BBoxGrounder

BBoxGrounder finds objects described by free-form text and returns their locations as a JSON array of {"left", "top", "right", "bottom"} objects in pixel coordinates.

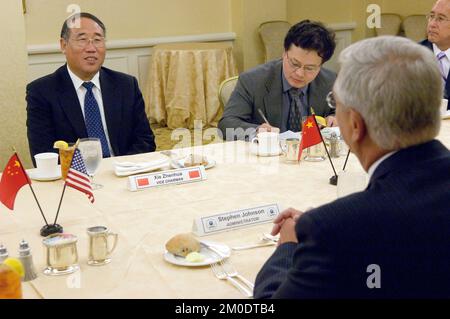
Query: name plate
[
  {"left": 192, "top": 204, "right": 281, "bottom": 236},
  {"left": 127, "top": 166, "right": 207, "bottom": 191}
]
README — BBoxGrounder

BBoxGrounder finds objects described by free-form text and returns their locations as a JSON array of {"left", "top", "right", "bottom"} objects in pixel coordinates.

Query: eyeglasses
[
  {"left": 426, "top": 13, "right": 450, "bottom": 24},
  {"left": 285, "top": 51, "right": 320, "bottom": 74},
  {"left": 326, "top": 91, "right": 336, "bottom": 109},
  {"left": 70, "top": 36, "right": 106, "bottom": 48}
]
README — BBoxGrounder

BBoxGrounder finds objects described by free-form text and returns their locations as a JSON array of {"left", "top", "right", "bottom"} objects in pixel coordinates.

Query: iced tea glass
[
  {"left": 0, "top": 264, "right": 22, "bottom": 299},
  {"left": 59, "top": 144, "right": 76, "bottom": 180}
]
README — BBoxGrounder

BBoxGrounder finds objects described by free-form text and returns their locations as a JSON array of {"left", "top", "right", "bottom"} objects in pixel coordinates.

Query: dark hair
[
  {"left": 60, "top": 12, "right": 106, "bottom": 40},
  {"left": 284, "top": 20, "right": 336, "bottom": 63}
]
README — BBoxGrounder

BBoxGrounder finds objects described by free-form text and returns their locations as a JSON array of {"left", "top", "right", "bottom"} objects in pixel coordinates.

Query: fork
[
  {"left": 210, "top": 262, "right": 253, "bottom": 298},
  {"left": 220, "top": 259, "right": 255, "bottom": 291}
]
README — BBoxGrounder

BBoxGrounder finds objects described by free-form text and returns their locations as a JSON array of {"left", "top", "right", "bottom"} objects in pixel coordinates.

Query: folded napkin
[{"left": 114, "top": 158, "right": 170, "bottom": 176}]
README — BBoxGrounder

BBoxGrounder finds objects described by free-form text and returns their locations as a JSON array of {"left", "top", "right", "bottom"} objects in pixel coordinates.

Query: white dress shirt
[
  {"left": 367, "top": 151, "right": 396, "bottom": 181},
  {"left": 66, "top": 65, "right": 114, "bottom": 156}
]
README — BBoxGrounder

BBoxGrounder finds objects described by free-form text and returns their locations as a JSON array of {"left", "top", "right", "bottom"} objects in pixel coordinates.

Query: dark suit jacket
[
  {"left": 254, "top": 140, "right": 450, "bottom": 298},
  {"left": 421, "top": 39, "right": 450, "bottom": 103},
  {"left": 26, "top": 65, "right": 156, "bottom": 163},
  {"left": 218, "top": 59, "right": 336, "bottom": 140}
]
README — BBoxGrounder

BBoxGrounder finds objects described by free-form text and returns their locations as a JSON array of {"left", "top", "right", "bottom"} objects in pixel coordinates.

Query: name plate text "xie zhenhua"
[{"left": 127, "top": 166, "right": 207, "bottom": 191}]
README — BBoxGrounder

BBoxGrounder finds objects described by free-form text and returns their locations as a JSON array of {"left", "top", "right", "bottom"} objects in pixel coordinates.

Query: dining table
[{"left": 1, "top": 120, "right": 449, "bottom": 299}]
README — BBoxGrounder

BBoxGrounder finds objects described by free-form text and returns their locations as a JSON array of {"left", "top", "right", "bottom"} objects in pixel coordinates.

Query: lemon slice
[
  {"left": 53, "top": 140, "right": 69, "bottom": 149},
  {"left": 315, "top": 116, "right": 327, "bottom": 127},
  {"left": 3, "top": 257, "right": 24, "bottom": 277}
]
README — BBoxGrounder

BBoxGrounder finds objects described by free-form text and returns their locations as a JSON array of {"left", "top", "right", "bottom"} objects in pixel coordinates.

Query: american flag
[{"left": 66, "top": 149, "right": 95, "bottom": 203}]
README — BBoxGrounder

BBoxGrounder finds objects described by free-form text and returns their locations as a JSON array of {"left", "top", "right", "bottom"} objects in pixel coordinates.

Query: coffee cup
[
  {"left": 87, "top": 226, "right": 118, "bottom": 266},
  {"left": 34, "top": 153, "right": 59, "bottom": 177},
  {"left": 251, "top": 132, "right": 280, "bottom": 155},
  {"left": 441, "top": 99, "right": 448, "bottom": 117}
]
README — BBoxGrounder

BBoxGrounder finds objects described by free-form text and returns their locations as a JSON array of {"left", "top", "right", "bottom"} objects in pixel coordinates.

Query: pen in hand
[{"left": 258, "top": 109, "right": 270, "bottom": 125}]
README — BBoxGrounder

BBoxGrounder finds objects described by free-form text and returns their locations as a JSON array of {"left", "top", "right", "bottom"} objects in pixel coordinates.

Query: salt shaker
[
  {"left": 18, "top": 240, "right": 37, "bottom": 282},
  {"left": 0, "top": 244, "right": 8, "bottom": 263}
]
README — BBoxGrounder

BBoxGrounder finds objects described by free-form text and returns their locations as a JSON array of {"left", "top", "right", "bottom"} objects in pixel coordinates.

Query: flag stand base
[
  {"left": 40, "top": 224, "right": 63, "bottom": 237},
  {"left": 329, "top": 175, "right": 338, "bottom": 186}
]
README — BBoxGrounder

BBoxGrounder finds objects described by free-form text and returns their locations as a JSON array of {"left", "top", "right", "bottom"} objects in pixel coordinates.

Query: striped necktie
[
  {"left": 82, "top": 82, "right": 111, "bottom": 158},
  {"left": 438, "top": 51, "right": 447, "bottom": 81}
]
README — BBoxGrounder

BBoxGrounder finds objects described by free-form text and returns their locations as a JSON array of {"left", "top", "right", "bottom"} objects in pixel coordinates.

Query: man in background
[
  {"left": 254, "top": 36, "right": 450, "bottom": 298},
  {"left": 27, "top": 12, "right": 155, "bottom": 162},
  {"left": 421, "top": 0, "right": 450, "bottom": 108},
  {"left": 218, "top": 20, "right": 336, "bottom": 141}
]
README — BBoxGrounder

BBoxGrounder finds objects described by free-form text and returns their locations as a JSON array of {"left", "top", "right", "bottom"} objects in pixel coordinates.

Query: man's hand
[
  {"left": 257, "top": 124, "right": 280, "bottom": 133},
  {"left": 271, "top": 207, "right": 303, "bottom": 237},
  {"left": 326, "top": 115, "right": 338, "bottom": 127}
]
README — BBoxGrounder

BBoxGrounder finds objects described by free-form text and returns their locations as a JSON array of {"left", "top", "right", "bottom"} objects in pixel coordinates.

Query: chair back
[
  {"left": 375, "top": 14, "right": 403, "bottom": 36},
  {"left": 219, "top": 76, "right": 239, "bottom": 106},
  {"left": 403, "top": 15, "right": 427, "bottom": 42},
  {"left": 258, "top": 21, "right": 291, "bottom": 62}
]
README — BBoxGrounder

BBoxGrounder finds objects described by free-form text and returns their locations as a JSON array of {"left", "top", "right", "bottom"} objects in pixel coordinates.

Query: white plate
[
  {"left": 28, "top": 166, "right": 62, "bottom": 181},
  {"left": 163, "top": 241, "right": 230, "bottom": 267},
  {"left": 114, "top": 158, "right": 170, "bottom": 177},
  {"left": 171, "top": 157, "right": 216, "bottom": 170},
  {"left": 442, "top": 110, "right": 450, "bottom": 119},
  {"left": 250, "top": 144, "right": 282, "bottom": 157}
]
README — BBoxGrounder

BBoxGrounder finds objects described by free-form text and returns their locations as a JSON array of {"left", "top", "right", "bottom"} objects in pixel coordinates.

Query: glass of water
[{"left": 78, "top": 138, "right": 103, "bottom": 189}]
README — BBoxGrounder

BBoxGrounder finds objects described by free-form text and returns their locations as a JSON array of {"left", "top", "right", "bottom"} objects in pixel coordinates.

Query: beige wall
[
  {"left": 25, "top": 0, "right": 231, "bottom": 45},
  {"left": 287, "top": 0, "right": 433, "bottom": 42},
  {"left": 0, "top": 0, "right": 30, "bottom": 169},
  {"left": 231, "top": 0, "right": 287, "bottom": 71}
]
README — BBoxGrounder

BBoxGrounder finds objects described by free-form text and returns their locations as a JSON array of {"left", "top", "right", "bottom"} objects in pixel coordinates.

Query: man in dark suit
[
  {"left": 254, "top": 36, "right": 450, "bottom": 298},
  {"left": 420, "top": 0, "right": 450, "bottom": 107},
  {"left": 218, "top": 20, "right": 336, "bottom": 141},
  {"left": 27, "top": 13, "right": 155, "bottom": 162}
]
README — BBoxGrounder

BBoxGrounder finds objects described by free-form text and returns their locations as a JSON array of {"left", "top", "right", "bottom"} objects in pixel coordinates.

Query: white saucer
[
  {"left": 250, "top": 145, "right": 282, "bottom": 157},
  {"left": 171, "top": 157, "right": 216, "bottom": 169},
  {"left": 28, "top": 166, "right": 62, "bottom": 181}
]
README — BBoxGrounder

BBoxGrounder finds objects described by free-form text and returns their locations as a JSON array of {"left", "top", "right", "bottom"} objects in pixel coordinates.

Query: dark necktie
[
  {"left": 288, "top": 88, "right": 305, "bottom": 132},
  {"left": 82, "top": 82, "right": 111, "bottom": 157}
]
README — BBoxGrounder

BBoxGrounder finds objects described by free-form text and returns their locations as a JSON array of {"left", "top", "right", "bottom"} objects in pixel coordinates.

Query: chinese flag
[
  {"left": 298, "top": 115, "right": 323, "bottom": 160},
  {"left": 0, "top": 154, "right": 31, "bottom": 210}
]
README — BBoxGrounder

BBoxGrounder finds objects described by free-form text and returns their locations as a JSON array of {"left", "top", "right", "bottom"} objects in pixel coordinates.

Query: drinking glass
[
  {"left": 78, "top": 138, "right": 103, "bottom": 189},
  {"left": 0, "top": 264, "right": 22, "bottom": 299},
  {"left": 59, "top": 144, "right": 76, "bottom": 180}
]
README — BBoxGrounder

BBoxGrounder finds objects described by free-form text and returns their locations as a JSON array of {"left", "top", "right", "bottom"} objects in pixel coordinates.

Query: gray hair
[{"left": 334, "top": 36, "right": 442, "bottom": 150}]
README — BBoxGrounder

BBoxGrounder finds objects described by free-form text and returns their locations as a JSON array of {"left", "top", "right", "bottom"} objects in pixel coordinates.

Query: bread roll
[
  {"left": 165, "top": 233, "right": 201, "bottom": 257},
  {"left": 184, "top": 154, "right": 208, "bottom": 167}
]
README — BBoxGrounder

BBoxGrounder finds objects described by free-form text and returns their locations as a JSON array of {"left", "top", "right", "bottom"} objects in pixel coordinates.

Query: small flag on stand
[
  {"left": 298, "top": 115, "right": 323, "bottom": 161},
  {"left": 0, "top": 154, "right": 31, "bottom": 210},
  {"left": 65, "top": 149, "right": 94, "bottom": 203}
]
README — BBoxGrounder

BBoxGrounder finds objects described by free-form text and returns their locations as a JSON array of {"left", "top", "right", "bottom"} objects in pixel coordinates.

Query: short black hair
[
  {"left": 60, "top": 12, "right": 106, "bottom": 40},
  {"left": 284, "top": 20, "right": 336, "bottom": 63}
]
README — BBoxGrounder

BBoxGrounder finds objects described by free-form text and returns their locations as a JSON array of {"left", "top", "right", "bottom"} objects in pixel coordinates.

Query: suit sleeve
[
  {"left": 218, "top": 75, "right": 259, "bottom": 141},
  {"left": 127, "top": 77, "right": 156, "bottom": 154},
  {"left": 26, "top": 83, "right": 58, "bottom": 165},
  {"left": 254, "top": 213, "right": 338, "bottom": 299}
]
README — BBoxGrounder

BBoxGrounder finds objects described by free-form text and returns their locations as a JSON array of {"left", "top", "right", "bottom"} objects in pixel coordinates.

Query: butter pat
[{"left": 185, "top": 252, "right": 205, "bottom": 263}]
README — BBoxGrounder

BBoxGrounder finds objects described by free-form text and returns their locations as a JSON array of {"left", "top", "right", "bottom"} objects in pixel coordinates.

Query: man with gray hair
[{"left": 254, "top": 36, "right": 450, "bottom": 298}]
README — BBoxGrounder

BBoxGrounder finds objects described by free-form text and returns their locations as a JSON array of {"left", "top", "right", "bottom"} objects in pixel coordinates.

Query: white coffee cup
[
  {"left": 34, "top": 152, "right": 59, "bottom": 177},
  {"left": 337, "top": 170, "right": 368, "bottom": 198},
  {"left": 441, "top": 99, "right": 448, "bottom": 116},
  {"left": 251, "top": 132, "right": 280, "bottom": 155}
]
